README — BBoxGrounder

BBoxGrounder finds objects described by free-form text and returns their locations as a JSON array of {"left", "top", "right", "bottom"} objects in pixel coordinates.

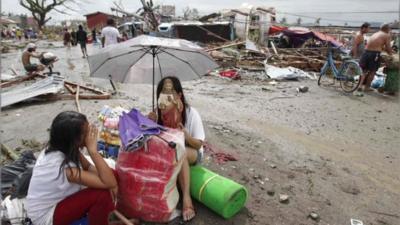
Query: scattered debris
[
  {"left": 21, "top": 139, "right": 42, "bottom": 149},
  {"left": 1, "top": 143, "right": 19, "bottom": 161},
  {"left": 368, "top": 210, "right": 400, "bottom": 219},
  {"left": 267, "top": 189, "right": 275, "bottom": 196},
  {"left": 297, "top": 86, "right": 309, "bottom": 93},
  {"left": 1, "top": 73, "right": 19, "bottom": 82},
  {"left": 1, "top": 73, "right": 40, "bottom": 88},
  {"left": 1, "top": 75, "right": 64, "bottom": 108},
  {"left": 309, "top": 212, "right": 320, "bottom": 221},
  {"left": 279, "top": 194, "right": 289, "bottom": 203},
  {"left": 264, "top": 63, "right": 310, "bottom": 80},
  {"left": 204, "top": 142, "right": 238, "bottom": 164},
  {"left": 350, "top": 219, "right": 364, "bottom": 225},
  {"left": 219, "top": 69, "right": 241, "bottom": 80}
]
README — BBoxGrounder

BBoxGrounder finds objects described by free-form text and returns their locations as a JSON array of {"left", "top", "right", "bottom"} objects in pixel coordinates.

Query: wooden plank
[
  {"left": 1, "top": 73, "right": 39, "bottom": 88},
  {"left": 36, "top": 74, "right": 108, "bottom": 95},
  {"left": 64, "top": 81, "right": 108, "bottom": 95},
  {"left": 39, "top": 94, "right": 111, "bottom": 100},
  {"left": 1, "top": 143, "right": 19, "bottom": 161},
  {"left": 270, "top": 41, "right": 279, "bottom": 56},
  {"left": 206, "top": 41, "right": 246, "bottom": 52},
  {"left": 64, "top": 83, "right": 77, "bottom": 94},
  {"left": 195, "top": 25, "right": 230, "bottom": 42},
  {"left": 75, "top": 86, "right": 82, "bottom": 113}
]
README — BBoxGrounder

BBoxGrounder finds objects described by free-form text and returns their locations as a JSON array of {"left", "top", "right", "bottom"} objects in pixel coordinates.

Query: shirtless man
[
  {"left": 22, "top": 43, "right": 45, "bottom": 73},
  {"left": 358, "top": 24, "right": 393, "bottom": 92},
  {"left": 351, "top": 22, "right": 370, "bottom": 59}
]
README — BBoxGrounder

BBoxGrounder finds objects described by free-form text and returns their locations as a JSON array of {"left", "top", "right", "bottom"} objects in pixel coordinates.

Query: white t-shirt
[
  {"left": 101, "top": 26, "right": 120, "bottom": 47},
  {"left": 184, "top": 107, "right": 205, "bottom": 154},
  {"left": 26, "top": 150, "right": 81, "bottom": 225}
]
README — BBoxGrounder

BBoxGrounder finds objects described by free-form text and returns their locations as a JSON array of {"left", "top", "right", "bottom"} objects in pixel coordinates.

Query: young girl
[
  {"left": 150, "top": 76, "right": 205, "bottom": 221},
  {"left": 26, "top": 111, "right": 117, "bottom": 225}
]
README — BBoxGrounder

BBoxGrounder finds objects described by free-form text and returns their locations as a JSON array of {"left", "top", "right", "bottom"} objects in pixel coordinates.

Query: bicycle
[{"left": 318, "top": 43, "right": 362, "bottom": 92}]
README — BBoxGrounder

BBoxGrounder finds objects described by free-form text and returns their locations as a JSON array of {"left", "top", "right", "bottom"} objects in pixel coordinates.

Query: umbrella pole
[{"left": 152, "top": 46, "right": 156, "bottom": 111}]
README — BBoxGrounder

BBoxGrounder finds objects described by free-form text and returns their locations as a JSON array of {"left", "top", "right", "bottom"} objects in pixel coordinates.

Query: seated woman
[
  {"left": 149, "top": 76, "right": 205, "bottom": 221},
  {"left": 26, "top": 111, "right": 118, "bottom": 225}
]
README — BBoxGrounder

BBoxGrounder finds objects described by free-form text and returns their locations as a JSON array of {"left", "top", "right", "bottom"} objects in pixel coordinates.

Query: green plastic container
[
  {"left": 190, "top": 165, "right": 248, "bottom": 219},
  {"left": 383, "top": 67, "right": 399, "bottom": 93}
]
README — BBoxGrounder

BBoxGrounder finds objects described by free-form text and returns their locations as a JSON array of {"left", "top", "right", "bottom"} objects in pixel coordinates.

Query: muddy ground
[{"left": 1, "top": 41, "right": 399, "bottom": 225}]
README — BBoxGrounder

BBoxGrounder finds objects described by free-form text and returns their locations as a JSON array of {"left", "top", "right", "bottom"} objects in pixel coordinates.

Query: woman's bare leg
[
  {"left": 179, "top": 155, "right": 195, "bottom": 221},
  {"left": 186, "top": 147, "right": 198, "bottom": 164}
]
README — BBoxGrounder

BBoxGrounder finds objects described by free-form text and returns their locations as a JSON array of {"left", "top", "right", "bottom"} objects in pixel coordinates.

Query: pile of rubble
[{"left": 206, "top": 40, "right": 343, "bottom": 74}]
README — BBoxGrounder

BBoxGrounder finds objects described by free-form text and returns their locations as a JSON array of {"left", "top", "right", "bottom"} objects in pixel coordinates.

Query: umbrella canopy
[{"left": 88, "top": 35, "right": 219, "bottom": 84}]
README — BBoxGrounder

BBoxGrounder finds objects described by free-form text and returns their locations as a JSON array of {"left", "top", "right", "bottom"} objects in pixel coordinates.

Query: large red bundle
[{"left": 116, "top": 129, "right": 185, "bottom": 222}]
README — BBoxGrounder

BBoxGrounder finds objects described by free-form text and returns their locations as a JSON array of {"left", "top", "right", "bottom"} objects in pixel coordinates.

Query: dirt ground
[{"left": 1, "top": 41, "right": 399, "bottom": 225}]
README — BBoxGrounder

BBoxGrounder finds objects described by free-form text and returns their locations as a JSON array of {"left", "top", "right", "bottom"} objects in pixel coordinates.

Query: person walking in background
[
  {"left": 351, "top": 22, "right": 370, "bottom": 59},
  {"left": 16, "top": 28, "right": 22, "bottom": 41},
  {"left": 101, "top": 18, "right": 121, "bottom": 48},
  {"left": 92, "top": 28, "right": 97, "bottom": 44},
  {"left": 63, "top": 28, "right": 71, "bottom": 48},
  {"left": 76, "top": 25, "right": 88, "bottom": 58},
  {"left": 71, "top": 29, "right": 77, "bottom": 46}
]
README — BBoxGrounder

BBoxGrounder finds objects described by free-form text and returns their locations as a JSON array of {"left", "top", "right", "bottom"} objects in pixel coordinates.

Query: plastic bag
[
  {"left": 116, "top": 129, "right": 185, "bottom": 222},
  {"left": 1, "top": 196, "right": 32, "bottom": 225},
  {"left": 1, "top": 151, "right": 36, "bottom": 199}
]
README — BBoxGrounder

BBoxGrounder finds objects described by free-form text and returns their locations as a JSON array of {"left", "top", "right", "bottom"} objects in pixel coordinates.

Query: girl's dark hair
[
  {"left": 156, "top": 76, "right": 189, "bottom": 126},
  {"left": 46, "top": 111, "right": 88, "bottom": 177}
]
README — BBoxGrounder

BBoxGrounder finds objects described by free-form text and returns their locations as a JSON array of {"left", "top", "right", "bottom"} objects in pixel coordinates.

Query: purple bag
[{"left": 118, "top": 108, "right": 165, "bottom": 151}]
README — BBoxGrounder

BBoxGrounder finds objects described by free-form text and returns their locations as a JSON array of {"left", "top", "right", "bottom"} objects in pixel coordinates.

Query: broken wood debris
[
  {"left": 1, "top": 73, "right": 40, "bottom": 88},
  {"left": 206, "top": 40, "right": 341, "bottom": 73},
  {"left": 1, "top": 143, "right": 19, "bottom": 161},
  {"left": 1, "top": 75, "right": 65, "bottom": 108},
  {"left": 0, "top": 72, "right": 111, "bottom": 108},
  {"left": 75, "top": 85, "right": 82, "bottom": 113}
]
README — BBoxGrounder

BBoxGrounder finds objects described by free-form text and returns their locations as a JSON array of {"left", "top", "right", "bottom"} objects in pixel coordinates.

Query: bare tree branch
[{"left": 19, "top": 0, "right": 79, "bottom": 30}]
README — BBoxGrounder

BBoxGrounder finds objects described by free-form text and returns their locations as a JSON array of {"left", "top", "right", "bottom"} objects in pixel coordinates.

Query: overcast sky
[{"left": 1, "top": 0, "right": 399, "bottom": 25}]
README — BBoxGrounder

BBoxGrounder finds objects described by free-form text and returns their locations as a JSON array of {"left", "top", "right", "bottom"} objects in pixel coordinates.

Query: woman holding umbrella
[{"left": 149, "top": 76, "right": 205, "bottom": 222}]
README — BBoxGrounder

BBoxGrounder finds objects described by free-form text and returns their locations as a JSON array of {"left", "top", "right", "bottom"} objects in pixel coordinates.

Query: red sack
[{"left": 116, "top": 129, "right": 185, "bottom": 222}]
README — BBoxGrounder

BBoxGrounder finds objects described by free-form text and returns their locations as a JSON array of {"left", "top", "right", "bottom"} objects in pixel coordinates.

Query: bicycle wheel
[
  {"left": 339, "top": 61, "right": 362, "bottom": 93},
  {"left": 318, "top": 67, "right": 336, "bottom": 87}
]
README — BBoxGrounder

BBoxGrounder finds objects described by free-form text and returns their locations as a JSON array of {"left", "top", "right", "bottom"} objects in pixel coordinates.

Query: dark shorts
[
  {"left": 79, "top": 41, "right": 86, "bottom": 49},
  {"left": 24, "top": 64, "right": 38, "bottom": 72},
  {"left": 359, "top": 50, "right": 381, "bottom": 72}
]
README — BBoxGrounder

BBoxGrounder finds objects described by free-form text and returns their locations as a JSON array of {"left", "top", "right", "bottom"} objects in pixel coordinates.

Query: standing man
[
  {"left": 76, "top": 25, "right": 88, "bottom": 58},
  {"left": 351, "top": 22, "right": 370, "bottom": 59},
  {"left": 358, "top": 24, "right": 393, "bottom": 92},
  {"left": 101, "top": 18, "right": 121, "bottom": 48}
]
